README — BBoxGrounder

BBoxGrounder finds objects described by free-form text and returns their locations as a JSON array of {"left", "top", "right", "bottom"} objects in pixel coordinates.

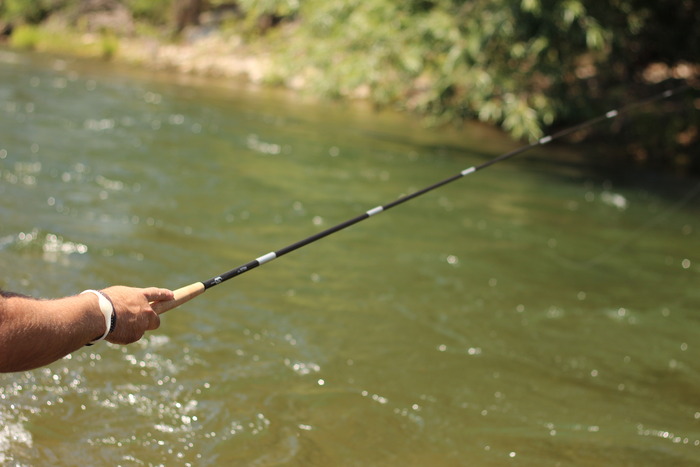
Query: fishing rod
[{"left": 151, "top": 85, "right": 690, "bottom": 314}]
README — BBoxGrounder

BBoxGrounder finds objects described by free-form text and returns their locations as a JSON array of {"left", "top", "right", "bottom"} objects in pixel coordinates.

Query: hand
[{"left": 101, "top": 286, "right": 174, "bottom": 345}]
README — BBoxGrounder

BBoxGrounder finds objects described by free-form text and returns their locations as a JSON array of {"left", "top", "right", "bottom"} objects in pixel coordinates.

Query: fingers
[
  {"left": 147, "top": 310, "right": 161, "bottom": 331},
  {"left": 139, "top": 287, "right": 167, "bottom": 333},
  {"left": 142, "top": 287, "right": 175, "bottom": 303},
  {"left": 101, "top": 286, "right": 170, "bottom": 345},
  {"left": 106, "top": 307, "right": 159, "bottom": 345}
]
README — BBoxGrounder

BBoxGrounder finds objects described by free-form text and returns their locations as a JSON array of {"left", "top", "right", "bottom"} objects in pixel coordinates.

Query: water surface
[{"left": 1, "top": 49, "right": 699, "bottom": 466}]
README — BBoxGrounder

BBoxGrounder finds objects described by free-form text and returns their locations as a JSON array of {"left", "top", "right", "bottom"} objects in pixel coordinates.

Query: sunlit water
[{"left": 1, "top": 48, "right": 699, "bottom": 466}]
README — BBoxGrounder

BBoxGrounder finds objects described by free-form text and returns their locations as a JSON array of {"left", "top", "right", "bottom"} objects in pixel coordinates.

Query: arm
[{"left": 0, "top": 286, "right": 173, "bottom": 373}]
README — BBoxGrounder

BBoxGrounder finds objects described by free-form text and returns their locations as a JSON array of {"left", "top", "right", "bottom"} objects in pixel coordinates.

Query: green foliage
[
  {"left": 237, "top": 0, "right": 301, "bottom": 17},
  {"left": 5, "top": 19, "right": 121, "bottom": 58},
  {"left": 100, "top": 31, "right": 119, "bottom": 59},
  {"left": 1, "top": 0, "right": 69, "bottom": 23},
  {"left": 270, "top": 0, "right": 607, "bottom": 140},
  {"left": 9, "top": 24, "right": 40, "bottom": 49},
  {"left": 125, "top": 0, "right": 172, "bottom": 25},
  {"left": 270, "top": 0, "right": 696, "bottom": 143},
  {"left": 235, "top": 0, "right": 301, "bottom": 34}
]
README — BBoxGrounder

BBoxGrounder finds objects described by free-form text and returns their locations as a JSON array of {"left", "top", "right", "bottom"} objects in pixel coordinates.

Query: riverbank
[
  {"left": 120, "top": 34, "right": 274, "bottom": 85},
  {"left": 2, "top": 9, "right": 698, "bottom": 175},
  {"left": 2, "top": 20, "right": 275, "bottom": 85}
]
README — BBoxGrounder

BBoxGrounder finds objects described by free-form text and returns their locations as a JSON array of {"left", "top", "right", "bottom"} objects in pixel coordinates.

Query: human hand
[{"left": 100, "top": 286, "right": 174, "bottom": 345}]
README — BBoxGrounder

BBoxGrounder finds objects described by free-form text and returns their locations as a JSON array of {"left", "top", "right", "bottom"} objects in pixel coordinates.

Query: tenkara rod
[{"left": 152, "top": 85, "right": 689, "bottom": 314}]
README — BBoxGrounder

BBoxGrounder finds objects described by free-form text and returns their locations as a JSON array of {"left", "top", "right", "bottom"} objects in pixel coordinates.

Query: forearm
[{"left": 0, "top": 294, "right": 105, "bottom": 372}]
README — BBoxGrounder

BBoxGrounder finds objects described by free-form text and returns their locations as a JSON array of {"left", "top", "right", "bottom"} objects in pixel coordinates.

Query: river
[{"left": 1, "top": 48, "right": 699, "bottom": 466}]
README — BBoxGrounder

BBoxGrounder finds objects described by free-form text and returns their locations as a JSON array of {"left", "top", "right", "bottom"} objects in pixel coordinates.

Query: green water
[{"left": 1, "top": 49, "right": 699, "bottom": 466}]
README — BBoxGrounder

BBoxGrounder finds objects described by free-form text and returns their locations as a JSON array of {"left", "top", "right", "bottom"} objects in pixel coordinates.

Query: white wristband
[{"left": 81, "top": 289, "right": 114, "bottom": 344}]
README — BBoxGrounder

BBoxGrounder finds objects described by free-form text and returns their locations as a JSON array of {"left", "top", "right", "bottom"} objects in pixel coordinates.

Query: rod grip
[{"left": 151, "top": 282, "right": 206, "bottom": 315}]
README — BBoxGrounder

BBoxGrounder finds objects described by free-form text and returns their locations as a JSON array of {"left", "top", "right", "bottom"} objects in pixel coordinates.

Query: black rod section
[{"left": 202, "top": 85, "right": 689, "bottom": 290}]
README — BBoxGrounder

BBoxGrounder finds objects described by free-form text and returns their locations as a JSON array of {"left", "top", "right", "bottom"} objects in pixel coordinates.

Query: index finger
[
  {"left": 149, "top": 282, "right": 206, "bottom": 315},
  {"left": 143, "top": 287, "right": 175, "bottom": 302}
]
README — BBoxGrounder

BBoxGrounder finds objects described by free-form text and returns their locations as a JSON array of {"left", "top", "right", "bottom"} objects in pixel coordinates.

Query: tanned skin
[{"left": 0, "top": 286, "right": 173, "bottom": 372}]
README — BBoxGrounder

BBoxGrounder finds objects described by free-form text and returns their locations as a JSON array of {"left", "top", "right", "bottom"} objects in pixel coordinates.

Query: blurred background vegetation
[{"left": 1, "top": 0, "right": 698, "bottom": 172}]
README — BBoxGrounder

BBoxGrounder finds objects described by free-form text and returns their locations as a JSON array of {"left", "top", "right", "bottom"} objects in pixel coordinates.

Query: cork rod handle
[{"left": 151, "top": 282, "right": 206, "bottom": 314}]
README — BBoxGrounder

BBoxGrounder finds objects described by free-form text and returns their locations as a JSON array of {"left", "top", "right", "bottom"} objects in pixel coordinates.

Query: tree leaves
[{"left": 269, "top": 0, "right": 694, "bottom": 147}]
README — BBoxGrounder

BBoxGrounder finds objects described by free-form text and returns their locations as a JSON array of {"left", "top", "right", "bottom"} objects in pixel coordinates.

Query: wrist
[{"left": 81, "top": 289, "right": 116, "bottom": 345}]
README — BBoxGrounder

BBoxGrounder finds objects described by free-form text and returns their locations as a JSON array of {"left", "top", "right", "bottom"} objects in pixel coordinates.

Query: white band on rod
[
  {"left": 256, "top": 252, "right": 277, "bottom": 265},
  {"left": 81, "top": 289, "right": 114, "bottom": 344},
  {"left": 366, "top": 206, "right": 383, "bottom": 217}
]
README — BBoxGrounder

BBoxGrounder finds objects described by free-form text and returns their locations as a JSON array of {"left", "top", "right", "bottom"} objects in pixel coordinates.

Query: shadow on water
[{"left": 359, "top": 84, "right": 699, "bottom": 208}]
